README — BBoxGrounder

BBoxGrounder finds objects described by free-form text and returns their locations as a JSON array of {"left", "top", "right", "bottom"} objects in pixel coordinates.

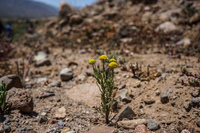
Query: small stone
[
  {"left": 147, "top": 119, "right": 160, "bottom": 131},
  {"left": 184, "top": 101, "right": 192, "bottom": 112},
  {"left": 118, "top": 84, "right": 126, "bottom": 90},
  {"left": 4, "top": 125, "right": 11, "bottom": 133},
  {"left": 60, "top": 68, "right": 74, "bottom": 81},
  {"left": 116, "top": 105, "right": 136, "bottom": 121},
  {"left": 143, "top": 98, "right": 155, "bottom": 104},
  {"left": 160, "top": 93, "right": 169, "bottom": 103},
  {"left": 35, "top": 58, "right": 51, "bottom": 67},
  {"left": 181, "top": 129, "right": 191, "bottom": 133},
  {"left": 134, "top": 124, "right": 148, "bottom": 133},
  {"left": 118, "top": 119, "right": 147, "bottom": 129},
  {"left": 49, "top": 119, "right": 57, "bottom": 124},
  {"left": 39, "top": 116, "right": 48, "bottom": 123},
  {"left": 58, "top": 120, "right": 64, "bottom": 126},
  {"left": 61, "top": 127, "right": 71, "bottom": 133},
  {"left": 0, "top": 74, "right": 22, "bottom": 90},
  {"left": 49, "top": 81, "right": 61, "bottom": 87},
  {"left": 196, "top": 118, "right": 200, "bottom": 127},
  {"left": 34, "top": 51, "right": 46, "bottom": 61},
  {"left": 7, "top": 87, "right": 33, "bottom": 113},
  {"left": 155, "top": 90, "right": 161, "bottom": 96},
  {"left": 117, "top": 89, "right": 131, "bottom": 103},
  {"left": 55, "top": 107, "right": 66, "bottom": 119},
  {"left": 166, "top": 88, "right": 173, "bottom": 93}
]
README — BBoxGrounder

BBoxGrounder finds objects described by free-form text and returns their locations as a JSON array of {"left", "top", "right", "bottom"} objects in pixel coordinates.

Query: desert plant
[
  {"left": 0, "top": 81, "right": 7, "bottom": 113},
  {"left": 181, "top": 67, "right": 200, "bottom": 87},
  {"left": 89, "top": 55, "right": 118, "bottom": 124}
]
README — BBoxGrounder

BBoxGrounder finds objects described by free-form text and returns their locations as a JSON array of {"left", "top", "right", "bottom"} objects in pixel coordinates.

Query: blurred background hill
[{"left": 0, "top": 0, "right": 58, "bottom": 18}]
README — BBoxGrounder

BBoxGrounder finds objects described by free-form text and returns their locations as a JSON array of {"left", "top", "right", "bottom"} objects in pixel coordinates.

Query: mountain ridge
[{"left": 0, "top": 0, "right": 58, "bottom": 18}]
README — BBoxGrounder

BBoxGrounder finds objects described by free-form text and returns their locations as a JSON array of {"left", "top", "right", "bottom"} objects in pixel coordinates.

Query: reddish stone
[{"left": 134, "top": 124, "right": 147, "bottom": 133}]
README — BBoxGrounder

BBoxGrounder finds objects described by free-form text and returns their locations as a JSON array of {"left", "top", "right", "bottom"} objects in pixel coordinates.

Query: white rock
[
  {"left": 155, "top": 21, "right": 177, "bottom": 33},
  {"left": 118, "top": 119, "right": 147, "bottom": 129},
  {"left": 60, "top": 68, "right": 74, "bottom": 81}
]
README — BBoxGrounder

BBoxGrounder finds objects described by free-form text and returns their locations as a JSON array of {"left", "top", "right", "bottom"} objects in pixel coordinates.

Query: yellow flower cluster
[
  {"left": 89, "top": 55, "right": 118, "bottom": 69},
  {"left": 89, "top": 59, "right": 96, "bottom": 64},
  {"left": 99, "top": 55, "right": 108, "bottom": 61},
  {"left": 109, "top": 58, "right": 116, "bottom": 62},
  {"left": 109, "top": 62, "right": 118, "bottom": 68}
]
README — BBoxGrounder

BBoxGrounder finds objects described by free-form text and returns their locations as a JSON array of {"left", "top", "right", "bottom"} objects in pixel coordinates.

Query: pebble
[
  {"left": 184, "top": 101, "right": 192, "bottom": 112},
  {"left": 58, "top": 120, "right": 64, "bottom": 126},
  {"left": 147, "top": 119, "right": 160, "bottom": 131},
  {"left": 60, "top": 68, "right": 74, "bottom": 81},
  {"left": 116, "top": 105, "right": 136, "bottom": 121},
  {"left": 160, "top": 93, "right": 169, "bottom": 103}
]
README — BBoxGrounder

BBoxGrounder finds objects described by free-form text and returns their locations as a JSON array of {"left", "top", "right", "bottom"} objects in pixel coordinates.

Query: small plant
[
  {"left": 89, "top": 55, "right": 118, "bottom": 124},
  {"left": 0, "top": 81, "right": 7, "bottom": 113},
  {"left": 181, "top": 67, "right": 200, "bottom": 87}
]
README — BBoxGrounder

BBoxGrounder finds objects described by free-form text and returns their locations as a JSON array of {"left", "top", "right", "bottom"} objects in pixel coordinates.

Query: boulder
[
  {"left": 0, "top": 75, "right": 22, "bottom": 90},
  {"left": 7, "top": 88, "right": 33, "bottom": 113},
  {"left": 118, "top": 119, "right": 147, "bottom": 129},
  {"left": 59, "top": 2, "right": 73, "bottom": 18},
  {"left": 60, "top": 68, "right": 74, "bottom": 81}
]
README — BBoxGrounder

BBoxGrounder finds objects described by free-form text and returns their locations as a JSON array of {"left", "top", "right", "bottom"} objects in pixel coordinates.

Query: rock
[
  {"left": 134, "top": 124, "right": 148, "bottom": 133},
  {"left": 166, "top": 88, "right": 173, "bottom": 93},
  {"left": 55, "top": 107, "right": 66, "bottom": 119},
  {"left": 155, "top": 21, "right": 177, "bottom": 33},
  {"left": 118, "top": 26, "right": 132, "bottom": 38},
  {"left": 60, "top": 68, "right": 74, "bottom": 81},
  {"left": 176, "top": 38, "right": 191, "bottom": 47},
  {"left": 17, "top": 127, "right": 36, "bottom": 133},
  {"left": 160, "top": 93, "right": 169, "bottom": 103},
  {"left": 159, "top": 9, "right": 181, "bottom": 21},
  {"left": 7, "top": 87, "right": 33, "bottom": 113},
  {"left": 184, "top": 101, "right": 192, "bottom": 112},
  {"left": 66, "top": 83, "right": 100, "bottom": 107},
  {"left": 181, "top": 129, "right": 191, "bottom": 133},
  {"left": 86, "top": 69, "right": 93, "bottom": 76},
  {"left": 143, "top": 98, "right": 155, "bottom": 104},
  {"left": 69, "top": 15, "right": 83, "bottom": 25},
  {"left": 77, "top": 74, "right": 86, "bottom": 82},
  {"left": 133, "top": 80, "right": 141, "bottom": 88},
  {"left": 39, "top": 116, "right": 48, "bottom": 123},
  {"left": 34, "top": 51, "right": 46, "bottom": 61},
  {"left": 59, "top": 1, "right": 73, "bottom": 18},
  {"left": 117, "top": 84, "right": 126, "bottom": 90},
  {"left": 147, "top": 119, "right": 160, "bottom": 131},
  {"left": 116, "top": 105, "right": 136, "bottom": 121},
  {"left": 49, "top": 81, "right": 61, "bottom": 87},
  {"left": 196, "top": 118, "right": 200, "bottom": 127},
  {"left": 117, "top": 89, "right": 131, "bottom": 103},
  {"left": 155, "top": 89, "right": 161, "bottom": 96},
  {"left": 58, "top": 120, "right": 64, "bottom": 126},
  {"left": 35, "top": 58, "right": 51, "bottom": 67},
  {"left": 103, "top": 10, "right": 118, "bottom": 20},
  {"left": 0, "top": 74, "right": 22, "bottom": 90},
  {"left": 191, "top": 97, "right": 200, "bottom": 106},
  {"left": 118, "top": 119, "right": 147, "bottom": 129},
  {"left": 61, "top": 127, "right": 72, "bottom": 133},
  {"left": 79, "top": 49, "right": 86, "bottom": 54},
  {"left": 3, "top": 125, "right": 11, "bottom": 133}
]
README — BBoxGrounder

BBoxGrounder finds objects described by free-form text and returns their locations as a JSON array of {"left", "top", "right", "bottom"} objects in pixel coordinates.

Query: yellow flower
[
  {"left": 89, "top": 59, "right": 96, "bottom": 65},
  {"left": 109, "top": 58, "right": 116, "bottom": 62},
  {"left": 99, "top": 55, "right": 108, "bottom": 61},
  {"left": 109, "top": 62, "right": 118, "bottom": 68}
]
